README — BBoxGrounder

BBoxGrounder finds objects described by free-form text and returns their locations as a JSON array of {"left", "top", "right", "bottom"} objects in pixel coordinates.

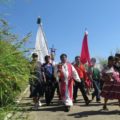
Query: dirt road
[{"left": 11, "top": 90, "right": 120, "bottom": 120}]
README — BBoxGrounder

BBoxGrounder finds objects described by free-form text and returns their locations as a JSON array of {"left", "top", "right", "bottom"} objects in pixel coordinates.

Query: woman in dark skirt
[
  {"left": 29, "top": 53, "right": 44, "bottom": 110},
  {"left": 101, "top": 56, "right": 120, "bottom": 110}
]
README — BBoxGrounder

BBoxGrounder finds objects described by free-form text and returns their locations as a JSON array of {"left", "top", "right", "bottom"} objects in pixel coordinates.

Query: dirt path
[{"left": 11, "top": 90, "right": 120, "bottom": 120}]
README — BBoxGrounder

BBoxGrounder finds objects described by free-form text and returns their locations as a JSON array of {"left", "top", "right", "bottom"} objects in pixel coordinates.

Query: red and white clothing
[
  {"left": 55, "top": 62, "right": 81, "bottom": 106},
  {"left": 101, "top": 67, "right": 120, "bottom": 99}
]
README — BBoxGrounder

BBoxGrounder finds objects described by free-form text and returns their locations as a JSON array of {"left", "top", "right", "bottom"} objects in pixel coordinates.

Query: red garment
[
  {"left": 74, "top": 64, "right": 87, "bottom": 80},
  {"left": 58, "top": 63, "right": 74, "bottom": 106},
  {"left": 85, "top": 77, "right": 92, "bottom": 88},
  {"left": 101, "top": 68, "right": 120, "bottom": 99},
  {"left": 74, "top": 63, "right": 91, "bottom": 88},
  {"left": 80, "top": 31, "right": 90, "bottom": 64}
]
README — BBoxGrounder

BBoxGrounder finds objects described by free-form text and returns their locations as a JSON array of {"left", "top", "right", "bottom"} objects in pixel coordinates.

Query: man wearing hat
[{"left": 29, "top": 53, "right": 44, "bottom": 110}]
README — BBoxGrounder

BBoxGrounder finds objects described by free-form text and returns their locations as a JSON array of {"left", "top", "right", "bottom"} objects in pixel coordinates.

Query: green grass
[{"left": 0, "top": 19, "right": 31, "bottom": 120}]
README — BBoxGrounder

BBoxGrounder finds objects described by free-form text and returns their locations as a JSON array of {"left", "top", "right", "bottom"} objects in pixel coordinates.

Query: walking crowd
[{"left": 29, "top": 52, "right": 120, "bottom": 112}]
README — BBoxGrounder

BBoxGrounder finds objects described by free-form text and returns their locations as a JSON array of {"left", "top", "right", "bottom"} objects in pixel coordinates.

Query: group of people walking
[{"left": 29, "top": 52, "right": 120, "bottom": 112}]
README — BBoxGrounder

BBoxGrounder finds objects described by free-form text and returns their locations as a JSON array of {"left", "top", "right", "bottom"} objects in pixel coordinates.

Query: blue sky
[{"left": 1, "top": 0, "right": 120, "bottom": 62}]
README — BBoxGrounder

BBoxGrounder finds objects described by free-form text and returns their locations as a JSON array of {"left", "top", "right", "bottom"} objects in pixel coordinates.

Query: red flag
[{"left": 80, "top": 31, "right": 90, "bottom": 64}]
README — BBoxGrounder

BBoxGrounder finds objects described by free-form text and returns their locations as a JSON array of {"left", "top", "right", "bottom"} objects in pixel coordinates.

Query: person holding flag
[{"left": 73, "top": 56, "right": 90, "bottom": 105}]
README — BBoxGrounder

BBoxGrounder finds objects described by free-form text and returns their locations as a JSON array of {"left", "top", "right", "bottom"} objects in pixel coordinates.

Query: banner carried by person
[
  {"left": 34, "top": 17, "right": 49, "bottom": 63},
  {"left": 80, "top": 30, "right": 90, "bottom": 65}
]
